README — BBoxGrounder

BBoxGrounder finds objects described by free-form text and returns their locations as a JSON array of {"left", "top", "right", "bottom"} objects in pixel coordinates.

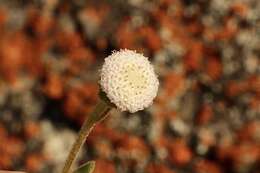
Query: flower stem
[{"left": 61, "top": 99, "right": 112, "bottom": 173}]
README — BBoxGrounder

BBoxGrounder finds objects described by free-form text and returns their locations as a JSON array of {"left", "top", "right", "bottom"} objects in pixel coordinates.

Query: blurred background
[{"left": 0, "top": 0, "right": 259, "bottom": 173}]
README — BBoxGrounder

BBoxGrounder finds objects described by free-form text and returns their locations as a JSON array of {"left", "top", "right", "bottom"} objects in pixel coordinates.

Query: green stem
[{"left": 61, "top": 99, "right": 112, "bottom": 173}]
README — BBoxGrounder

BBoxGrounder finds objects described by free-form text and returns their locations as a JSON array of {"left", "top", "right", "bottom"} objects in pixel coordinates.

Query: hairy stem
[{"left": 61, "top": 99, "right": 112, "bottom": 173}]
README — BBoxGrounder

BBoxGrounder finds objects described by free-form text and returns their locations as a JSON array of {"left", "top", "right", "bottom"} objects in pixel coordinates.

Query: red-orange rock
[
  {"left": 146, "top": 163, "right": 175, "bottom": 173},
  {"left": 24, "top": 121, "right": 40, "bottom": 139},
  {"left": 194, "top": 160, "right": 222, "bottom": 173},
  {"left": 43, "top": 74, "right": 64, "bottom": 99},
  {"left": 184, "top": 43, "right": 204, "bottom": 72},
  {"left": 164, "top": 72, "right": 185, "bottom": 98},
  {"left": 94, "top": 159, "right": 116, "bottom": 173},
  {"left": 206, "top": 57, "right": 222, "bottom": 81},
  {"left": 167, "top": 139, "right": 192, "bottom": 166},
  {"left": 230, "top": 2, "right": 249, "bottom": 17},
  {"left": 25, "top": 154, "right": 43, "bottom": 173},
  {"left": 196, "top": 104, "right": 213, "bottom": 125}
]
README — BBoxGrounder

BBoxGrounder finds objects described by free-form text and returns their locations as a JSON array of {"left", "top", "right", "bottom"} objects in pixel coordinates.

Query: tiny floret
[{"left": 100, "top": 49, "right": 159, "bottom": 113}]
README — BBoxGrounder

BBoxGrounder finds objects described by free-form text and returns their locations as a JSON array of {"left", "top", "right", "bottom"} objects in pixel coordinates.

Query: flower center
[{"left": 124, "top": 63, "right": 148, "bottom": 94}]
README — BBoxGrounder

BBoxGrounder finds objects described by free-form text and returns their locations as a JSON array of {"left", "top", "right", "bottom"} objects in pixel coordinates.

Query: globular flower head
[{"left": 100, "top": 49, "right": 159, "bottom": 113}]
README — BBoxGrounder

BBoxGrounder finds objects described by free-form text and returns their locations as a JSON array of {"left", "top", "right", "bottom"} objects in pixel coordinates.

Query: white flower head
[{"left": 100, "top": 49, "right": 159, "bottom": 113}]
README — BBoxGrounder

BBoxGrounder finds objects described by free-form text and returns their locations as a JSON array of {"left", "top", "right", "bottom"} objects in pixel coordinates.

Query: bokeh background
[{"left": 0, "top": 0, "right": 259, "bottom": 173}]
